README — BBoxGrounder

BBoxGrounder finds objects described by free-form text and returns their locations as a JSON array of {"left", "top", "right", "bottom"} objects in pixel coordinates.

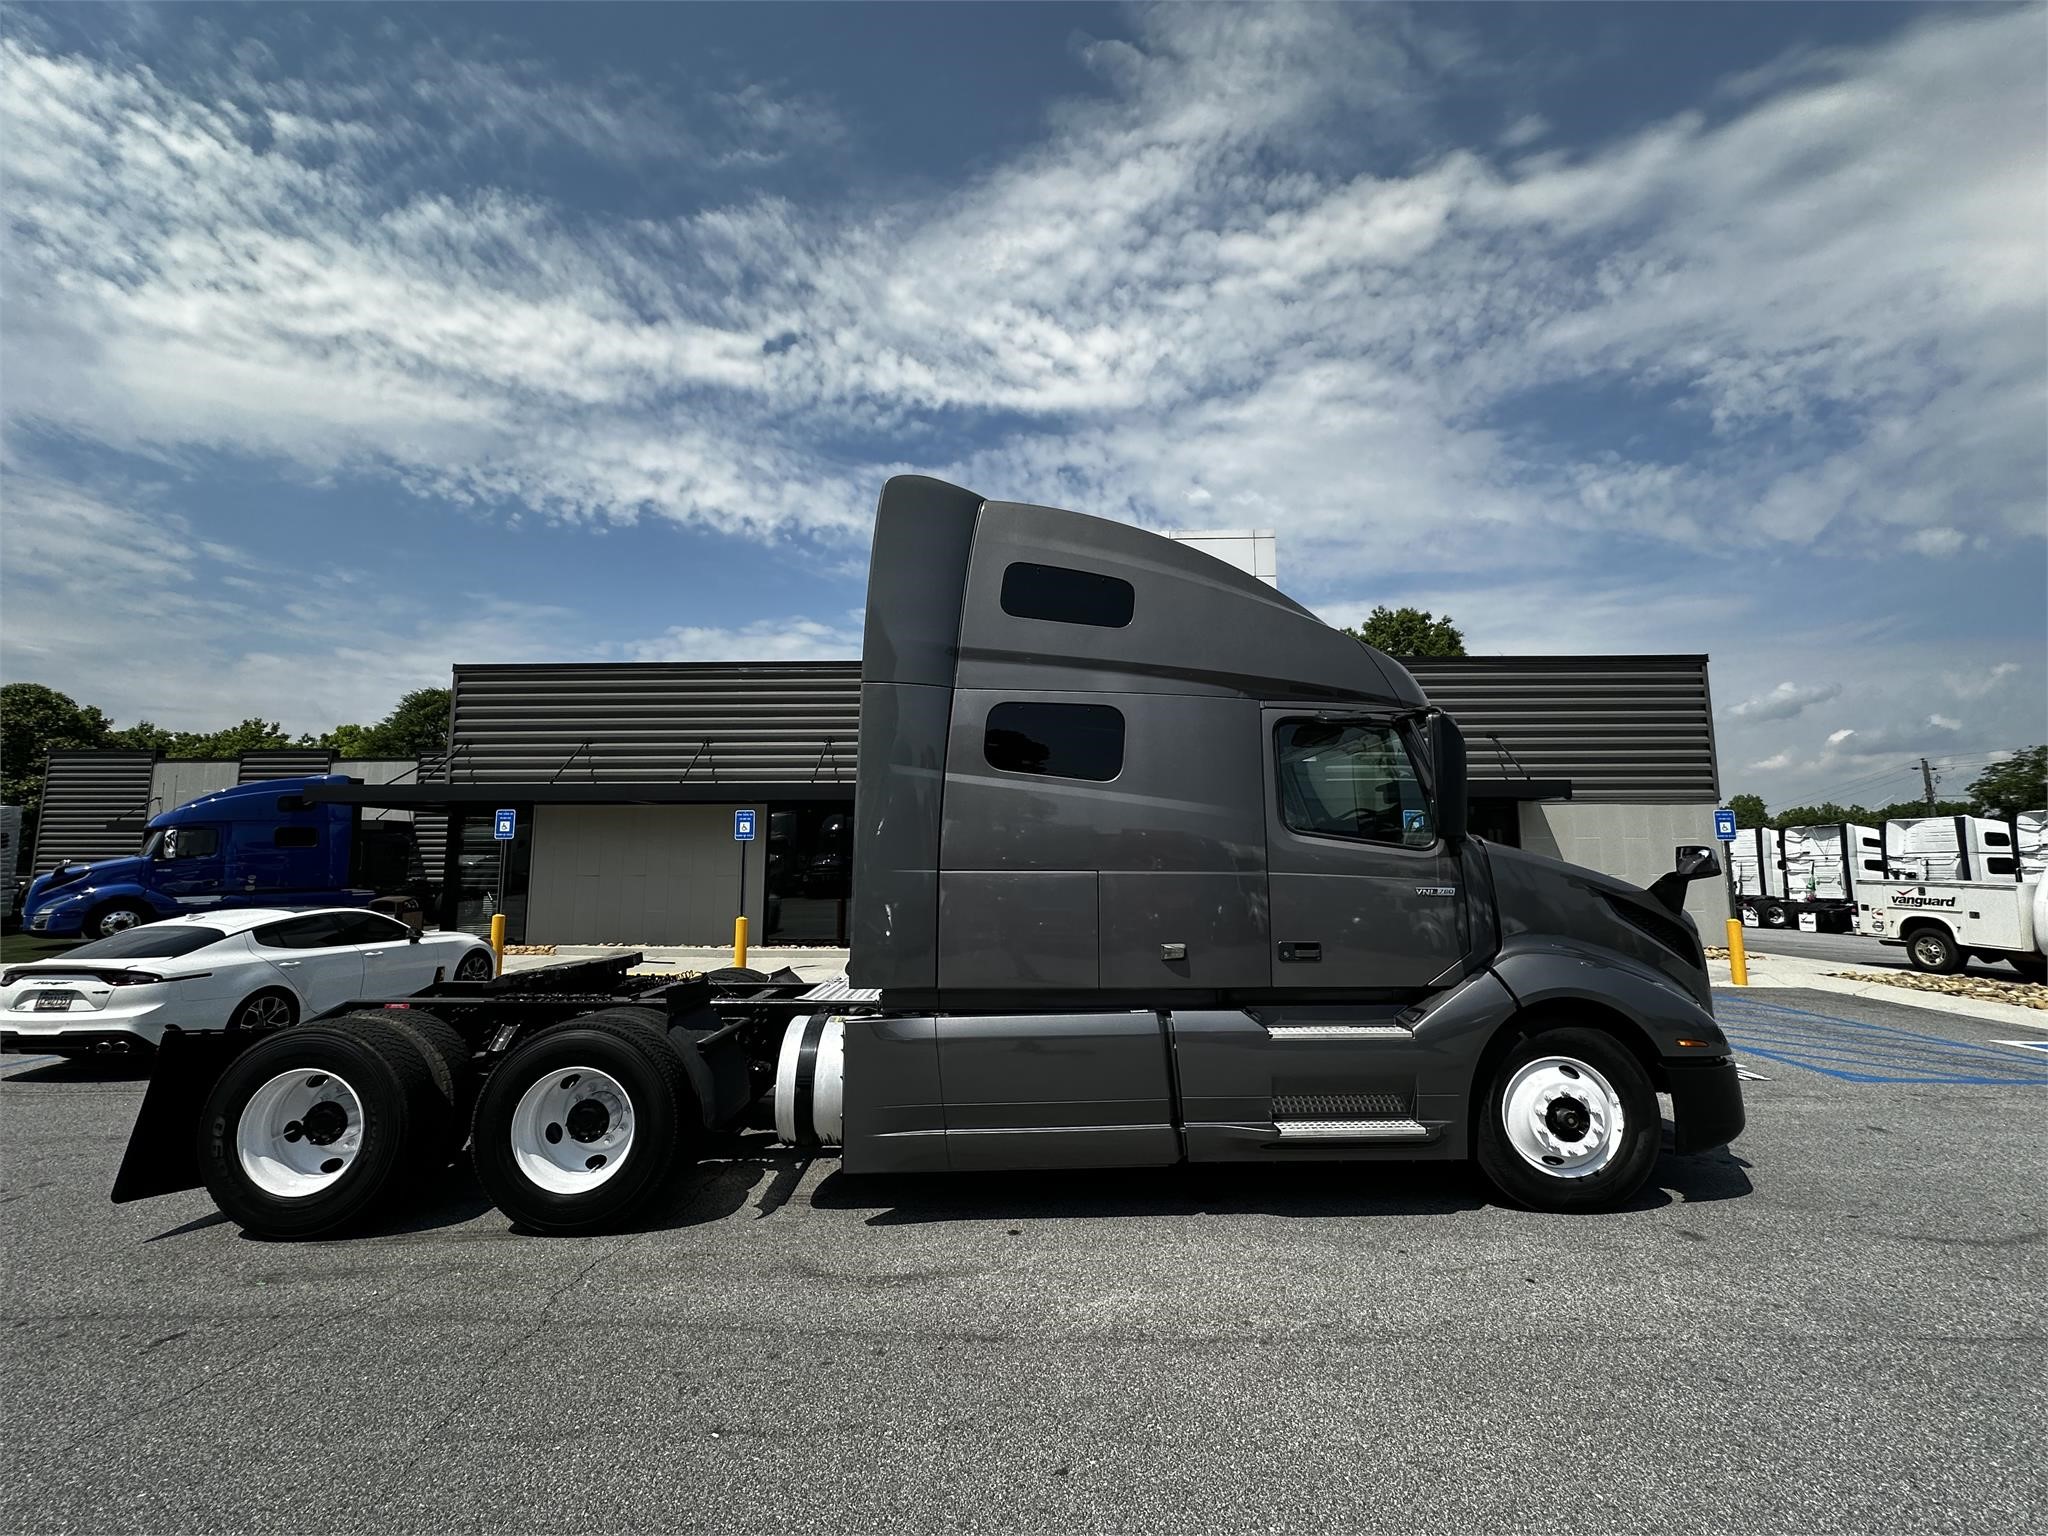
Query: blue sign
[
  {"left": 734, "top": 809, "right": 757, "bottom": 842},
  {"left": 1714, "top": 808, "right": 1738, "bottom": 842},
  {"left": 493, "top": 809, "right": 517, "bottom": 842}
]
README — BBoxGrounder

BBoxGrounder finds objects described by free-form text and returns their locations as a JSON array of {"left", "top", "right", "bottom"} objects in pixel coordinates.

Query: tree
[
  {"left": 1344, "top": 606, "right": 1467, "bottom": 658},
  {"left": 1727, "top": 793, "right": 1768, "bottom": 828},
  {"left": 1967, "top": 747, "right": 2047, "bottom": 820},
  {"left": 1, "top": 683, "right": 114, "bottom": 821},
  {"left": 319, "top": 688, "right": 451, "bottom": 759}
]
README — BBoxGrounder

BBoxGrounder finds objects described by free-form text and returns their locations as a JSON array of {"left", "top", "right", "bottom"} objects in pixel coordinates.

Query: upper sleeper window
[
  {"left": 1000, "top": 562, "right": 1135, "bottom": 628},
  {"left": 984, "top": 702, "right": 1125, "bottom": 782}
]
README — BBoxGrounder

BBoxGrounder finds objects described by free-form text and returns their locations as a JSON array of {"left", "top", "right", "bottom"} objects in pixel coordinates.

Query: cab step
[{"left": 1271, "top": 1118, "right": 1434, "bottom": 1143}]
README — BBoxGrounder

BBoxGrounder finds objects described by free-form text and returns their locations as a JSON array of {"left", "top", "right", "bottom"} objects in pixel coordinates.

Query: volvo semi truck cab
[{"left": 112, "top": 477, "right": 1744, "bottom": 1238}]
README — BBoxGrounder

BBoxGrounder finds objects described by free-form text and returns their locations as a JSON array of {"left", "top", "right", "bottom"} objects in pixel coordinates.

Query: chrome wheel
[
  {"left": 96, "top": 908, "right": 144, "bottom": 937},
  {"left": 508, "top": 1065, "right": 635, "bottom": 1194},
  {"left": 455, "top": 950, "right": 494, "bottom": 981},
  {"left": 1910, "top": 932, "right": 1951, "bottom": 970},
  {"left": 237, "top": 993, "right": 296, "bottom": 1029},
  {"left": 237, "top": 1069, "right": 366, "bottom": 1198},
  {"left": 1499, "top": 1055, "right": 1627, "bottom": 1179}
]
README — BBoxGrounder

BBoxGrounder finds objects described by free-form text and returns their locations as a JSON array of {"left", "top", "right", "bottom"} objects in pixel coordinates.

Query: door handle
[
  {"left": 1278, "top": 942, "right": 1322, "bottom": 963},
  {"left": 277, "top": 960, "right": 301, "bottom": 968}
]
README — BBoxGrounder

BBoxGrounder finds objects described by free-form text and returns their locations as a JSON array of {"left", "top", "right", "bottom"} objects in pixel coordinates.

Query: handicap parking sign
[
  {"left": 734, "top": 809, "right": 756, "bottom": 841},
  {"left": 1714, "top": 808, "right": 1738, "bottom": 841},
  {"left": 493, "top": 809, "right": 517, "bottom": 841}
]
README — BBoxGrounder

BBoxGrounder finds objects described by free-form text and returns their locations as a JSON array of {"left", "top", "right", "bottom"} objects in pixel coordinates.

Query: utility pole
[{"left": 1920, "top": 757, "right": 1937, "bottom": 812}]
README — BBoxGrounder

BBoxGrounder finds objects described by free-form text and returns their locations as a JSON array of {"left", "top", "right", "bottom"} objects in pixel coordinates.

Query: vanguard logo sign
[{"left": 1892, "top": 894, "right": 1959, "bottom": 908}]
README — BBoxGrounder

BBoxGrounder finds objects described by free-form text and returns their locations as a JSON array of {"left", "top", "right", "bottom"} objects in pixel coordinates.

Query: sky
[{"left": 1, "top": 1, "right": 2043, "bottom": 813}]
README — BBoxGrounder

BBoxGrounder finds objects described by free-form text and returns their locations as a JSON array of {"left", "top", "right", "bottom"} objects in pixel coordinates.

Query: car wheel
[
  {"left": 85, "top": 901, "right": 154, "bottom": 940},
  {"left": 1906, "top": 927, "right": 1961, "bottom": 974},
  {"left": 1475, "top": 1026, "right": 1661, "bottom": 1213},
  {"left": 230, "top": 988, "right": 299, "bottom": 1032},
  {"left": 470, "top": 1009, "right": 699, "bottom": 1235},
  {"left": 1760, "top": 903, "right": 1788, "bottom": 928},
  {"left": 199, "top": 1019, "right": 446, "bottom": 1238},
  {"left": 454, "top": 949, "right": 495, "bottom": 982}
]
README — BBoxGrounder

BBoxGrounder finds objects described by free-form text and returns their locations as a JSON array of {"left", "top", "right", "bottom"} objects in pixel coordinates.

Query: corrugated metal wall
[
  {"left": 31, "top": 752, "right": 158, "bottom": 873},
  {"left": 1410, "top": 656, "right": 1718, "bottom": 803},
  {"left": 451, "top": 657, "right": 1715, "bottom": 803},
  {"left": 238, "top": 749, "right": 335, "bottom": 781},
  {"left": 449, "top": 663, "right": 862, "bottom": 783}
]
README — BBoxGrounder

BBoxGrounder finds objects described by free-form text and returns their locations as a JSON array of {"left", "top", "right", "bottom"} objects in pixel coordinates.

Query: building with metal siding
[
  {"left": 28, "top": 653, "right": 1725, "bottom": 940},
  {"left": 29, "top": 752, "right": 159, "bottom": 875}
]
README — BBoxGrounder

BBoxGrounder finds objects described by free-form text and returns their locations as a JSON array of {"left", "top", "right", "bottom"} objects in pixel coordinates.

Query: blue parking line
[{"left": 1713, "top": 996, "right": 2048, "bottom": 1085}]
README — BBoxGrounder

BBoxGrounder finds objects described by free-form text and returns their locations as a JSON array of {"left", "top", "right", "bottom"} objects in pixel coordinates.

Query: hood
[
  {"left": 1483, "top": 842, "right": 1713, "bottom": 1009},
  {"left": 24, "top": 855, "right": 149, "bottom": 911}
]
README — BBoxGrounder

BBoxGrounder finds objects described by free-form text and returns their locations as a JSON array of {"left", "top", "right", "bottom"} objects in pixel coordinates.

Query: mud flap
[{"left": 109, "top": 1030, "right": 258, "bottom": 1203}]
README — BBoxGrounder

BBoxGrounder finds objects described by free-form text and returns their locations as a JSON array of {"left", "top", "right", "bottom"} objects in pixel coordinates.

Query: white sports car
[{"left": 0, "top": 908, "right": 497, "bottom": 1056}]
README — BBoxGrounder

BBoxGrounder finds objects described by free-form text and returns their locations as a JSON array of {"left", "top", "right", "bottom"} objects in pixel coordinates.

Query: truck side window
[
  {"left": 273, "top": 827, "right": 320, "bottom": 848},
  {"left": 984, "top": 702, "right": 1125, "bottom": 782},
  {"left": 158, "top": 826, "right": 220, "bottom": 860},
  {"left": 999, "top": 562, "right": 1135, "bottom": 628},
  {"left": 1986, "top": 856, "right": 2017, "bottom": 875},
  {"left": 1276, "top": 720, "right": 1433, "bottom": 848}
]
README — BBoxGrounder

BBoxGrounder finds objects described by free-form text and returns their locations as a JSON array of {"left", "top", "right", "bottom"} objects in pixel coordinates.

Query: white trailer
[
  {"left": 0, "top": 806, "right": 21, "bottom": 923},
  {"left": 1883, "top": 814, "right": 2022, "bottom": 883},
  {"left": 1755, "top": 822, "right": 1883, "bottom": 932},
  {"left": 2015, "top": 810, "right": 2047, "bottom": 880},
  {"left": 1857, "top": 875, "right": 2048, "bottom": 982}
]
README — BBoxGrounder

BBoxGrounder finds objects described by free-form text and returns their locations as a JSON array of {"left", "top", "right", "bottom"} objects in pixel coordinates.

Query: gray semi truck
[{"left": 110, "top": 476, "right": 1743, "bottom": 1238}]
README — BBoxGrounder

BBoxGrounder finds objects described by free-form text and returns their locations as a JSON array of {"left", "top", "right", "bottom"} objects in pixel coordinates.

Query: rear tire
[
  {"left": 199, "top": 1019, "right": 443, "bottom": 1238},
  {"left": 1475, "top": 1027, "right": 1660, "bottom": 1213},
  {"left": 1760, "top": 903, "right": 1788, "bottom": 928},
  {"left": 230, "top": 988, "right": 299, "bottom": 1033},
  {"left": 1905, "top": 926, "right": 1961, "bottom": 974},
  {"left": 330, "top": 1010, "right": 471, "bottom": 1163},
  {"left": 470, "top": 1009, "right": 700, "bottom": 1235}
]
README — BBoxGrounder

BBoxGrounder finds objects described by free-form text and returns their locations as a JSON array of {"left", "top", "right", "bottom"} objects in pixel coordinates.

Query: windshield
[{"left": 63, "top": 926, "right": 227, "bottom": 961}]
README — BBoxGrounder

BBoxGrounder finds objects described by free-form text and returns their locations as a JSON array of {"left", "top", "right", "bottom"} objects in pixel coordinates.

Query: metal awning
[
  {"left": 304, "top": 781, "right": 854, "bottom": 812},
  {"left": 1467, "top": 778, "right": 1572, "bottom": 802}
]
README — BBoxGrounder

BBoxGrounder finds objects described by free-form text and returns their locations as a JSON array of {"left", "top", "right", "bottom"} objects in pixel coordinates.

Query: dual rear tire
[
  {"left": 200, "top": 1012, "right": 471, "bottom": 1239},
  {"left": 468, "top": 1009, "right": 701, "bottom": 1236}
]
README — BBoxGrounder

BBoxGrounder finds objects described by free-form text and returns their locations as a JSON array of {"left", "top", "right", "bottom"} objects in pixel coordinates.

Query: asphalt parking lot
[
  {"left": 1744, "top": 925, "right": 2041, "bottom": 982},
  {"left": 3, "top": 988, "right": 2044, "bottom": 1535}
]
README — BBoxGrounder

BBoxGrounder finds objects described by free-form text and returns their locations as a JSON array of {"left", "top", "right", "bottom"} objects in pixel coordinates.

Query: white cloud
[
  {"left": 1498, "top": 113, "right": 1550, "bottom": 149},
  {"left": 1944, "top": 660, "right": 2020, "bottom": 700},
  {"left": 2, "top": 6, "right": 2041, "bottom": 579},
  {"left": 1750, "top": 751, "right": 1794, "bottom": 771},
  {"left": 1728, "top": 680, "right": 1843, "bottom": 722},
  {"left": 617, "top": 618, "right": 861, "bottom": 663}
]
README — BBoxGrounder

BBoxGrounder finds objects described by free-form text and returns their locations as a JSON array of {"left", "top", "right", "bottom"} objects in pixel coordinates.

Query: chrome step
[
  {"left": 1264, "top": 1024, "right": 1411, "bottom": 1039},
  {"left": 1272, "top": 1118, "right": 1432, "bottom": 1142}
]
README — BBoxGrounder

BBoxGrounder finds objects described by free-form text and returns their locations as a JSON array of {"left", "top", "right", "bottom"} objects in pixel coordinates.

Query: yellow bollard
[
  {"left": 1724, "top": 917, "right": 1748, "bottom": 987},
  {"left": 733, "top": 914, "right": 749, "bottom": 970},
  {"left": 490, "top": 913, "right": 506, "bottom": 978}
]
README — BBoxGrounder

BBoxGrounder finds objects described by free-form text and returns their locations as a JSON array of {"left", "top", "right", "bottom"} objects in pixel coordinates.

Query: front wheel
[
  {"left": 1759, "top": 903, "right": 1788, "bottom": 928},
  {"left": 1906, "top": 927, "right": 1961, "bottom": 974},
  {"left": 85, "top": 901, "right": 154, "bottom": 940},
  {"left": 454, "top": 949, "right": 495, "bottom": 982},
  {"left": 1475, "top": 1027, "right": 1661, "bottom": 1213}
]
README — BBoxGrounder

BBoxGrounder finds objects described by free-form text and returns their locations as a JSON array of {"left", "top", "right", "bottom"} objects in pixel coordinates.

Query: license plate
[{"left": 32, "top": 993, "right": 76, "bottom": 1012}]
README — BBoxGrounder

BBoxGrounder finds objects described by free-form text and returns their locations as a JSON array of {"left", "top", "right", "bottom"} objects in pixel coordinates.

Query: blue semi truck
[{"left": 22, "top": 776, "right": 429, "bottom": 940}]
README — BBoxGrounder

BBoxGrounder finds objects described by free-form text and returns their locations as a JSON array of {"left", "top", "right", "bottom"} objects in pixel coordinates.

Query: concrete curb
[{"left": 1709, "top": 951, "right": 2048, "bottom": 1029}]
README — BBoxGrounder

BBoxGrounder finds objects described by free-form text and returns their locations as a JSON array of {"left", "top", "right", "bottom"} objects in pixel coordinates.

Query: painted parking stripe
[
  {"left": 1713, "top": 997, "right": 2048, "bottom": 1085},
  {"left": 0, "top": 1054, "right": 62, "bottom": 1073},
  {"left": 1992, "top": 1039, "right": 2048, "bottom": 1055}
]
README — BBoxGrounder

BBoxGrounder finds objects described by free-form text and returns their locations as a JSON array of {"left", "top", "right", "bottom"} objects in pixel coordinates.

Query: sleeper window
[
  {"left": 1276, "top": 720, "right": 1433, "bottom": 848},
  {"left": 984, "top": 702, "right": 1125, "bottom": 782},
  {"left": 999, "top": 562, "right": 1135, "bottom": 628}
]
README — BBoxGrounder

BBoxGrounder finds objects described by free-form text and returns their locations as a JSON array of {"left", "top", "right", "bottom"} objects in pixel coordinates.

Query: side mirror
[
  {"left": 1425, "top": 711, "right": 1468, "bottom": 843},
  {"left": 408, "top": 925, "right": 424, "bottom": 943},
  {"left": 1649, "top": 844, "right": 1721, "bottom": 914}
]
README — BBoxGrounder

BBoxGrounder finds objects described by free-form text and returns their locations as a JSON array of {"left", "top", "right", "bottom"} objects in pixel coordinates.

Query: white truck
[{"left": 1856, "top": 875, "right": 2048, "bottom": 982}]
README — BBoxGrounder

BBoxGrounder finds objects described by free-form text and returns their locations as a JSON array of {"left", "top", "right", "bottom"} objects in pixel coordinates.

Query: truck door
[
  {"left": 1263, "top": 711, "right": 1466, "bottom": 991},
  {"left": 150, "top": 825, "right": 226, "bottom": 908}
]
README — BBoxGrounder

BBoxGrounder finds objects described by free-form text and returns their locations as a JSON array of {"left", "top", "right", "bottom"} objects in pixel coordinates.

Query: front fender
[{"left": 1489, "top": 937, "right": 1743, "bottom": 1154}]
